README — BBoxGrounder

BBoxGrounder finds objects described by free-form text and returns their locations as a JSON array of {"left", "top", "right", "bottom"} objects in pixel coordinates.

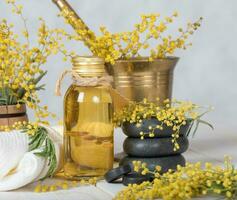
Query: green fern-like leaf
[{"left": 23, "top": 126, "right": 57, "bottom": 179}]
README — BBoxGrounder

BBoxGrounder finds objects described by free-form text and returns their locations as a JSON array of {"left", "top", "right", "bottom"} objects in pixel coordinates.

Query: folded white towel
[
  {"left": 35, "top": 125, "right": 63, "bottom": 180},
  {"left": 0, "top": 126, "right": 62, "bottom": 191},
  {"left": 0, "top": 150, "right": 45, "bottom": 191},
  {"left": 0, "top": 131, "right": 28, "bottom": 179}
]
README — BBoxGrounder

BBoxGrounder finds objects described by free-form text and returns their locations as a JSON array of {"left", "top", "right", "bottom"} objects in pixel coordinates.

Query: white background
[{"left": 0, "top": 0, "right": 237, "bottom": 140}]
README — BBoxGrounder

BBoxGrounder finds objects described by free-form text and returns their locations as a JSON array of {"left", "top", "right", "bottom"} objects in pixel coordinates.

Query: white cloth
[
  {"left": 0, "top": 131, "right": 28, "bottom": 179},
  {"left": 0, "top": 126, "right": 62, "bottom": 191}
]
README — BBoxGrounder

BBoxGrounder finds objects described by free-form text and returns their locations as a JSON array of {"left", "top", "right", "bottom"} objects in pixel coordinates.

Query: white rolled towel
[
  {"left": 0, "top": 126, "right": 63, "bottom": 191},
  {"left": 34, "top": 125, "right": 63, "bottom": 181},
  {"left": 0, "top": 151, "right": 45, "bottom": 191},
  {"left": 0, "top": 131, "right": 28, "bottom": 180}
]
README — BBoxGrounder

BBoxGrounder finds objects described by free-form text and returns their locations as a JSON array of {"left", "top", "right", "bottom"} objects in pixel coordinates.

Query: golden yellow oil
[{"left": 63, "top": 85, "right": 114, "bottom": 179}]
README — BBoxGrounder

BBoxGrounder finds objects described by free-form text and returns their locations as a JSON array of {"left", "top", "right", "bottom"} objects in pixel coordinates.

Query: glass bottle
[{"left": 63, "top": 56, "right": 114, "bottom": 179}]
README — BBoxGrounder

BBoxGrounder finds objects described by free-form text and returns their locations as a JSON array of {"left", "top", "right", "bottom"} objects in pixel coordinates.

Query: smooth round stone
[
  {"left": 122, "top": 118, "right": 191, "bottom": 138},
  {"left": 122, "top": 173, "right": 153, "bottom": 186},
  {"left": 123, "top": 136, "right": 189, "bottom": 157},
  {"left": 119, "top": 154, "right": 185, "bottom": 174},
  {"left": 104, "top": 165, "right": 131, "bottom": 183}
]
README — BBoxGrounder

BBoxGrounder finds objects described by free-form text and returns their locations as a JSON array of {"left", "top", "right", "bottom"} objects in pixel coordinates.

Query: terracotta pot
[{"left": 0, "top": 104, "right": 28, "bottom": 129}]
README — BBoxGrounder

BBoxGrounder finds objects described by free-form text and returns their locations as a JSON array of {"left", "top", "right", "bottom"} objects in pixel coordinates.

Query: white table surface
[{"left": 0, "top": 126, "right": 236, "bottom": 200}]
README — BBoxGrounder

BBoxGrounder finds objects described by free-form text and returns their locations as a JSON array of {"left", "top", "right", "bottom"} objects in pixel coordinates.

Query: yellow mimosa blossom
[
  {"left": 116, "top": 157, "right": 237, "bottom": 200},
  {"left": 114, "top": 99, "right": 212, "bottom": 151},
  {"left": 1, "top": 1, "right": 65, "bottom": 128},
  {"left": 59, "top": 9, "right": 202, "bottom": 64}
]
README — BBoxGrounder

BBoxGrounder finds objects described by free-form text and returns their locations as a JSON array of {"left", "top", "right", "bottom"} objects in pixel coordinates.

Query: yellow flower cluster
[
  {"left": 0, "top": 1, "right": 63, "bottom": 123},
  {"left": 115, "top": 157, "right": 236, "bottom": 200},
  {"left": 60, "top": 8, "right": 202, "bottom": 64},
  {"left": 0, "top": 120, "right": 47, "bottom": 134},
  {"left": 58, "top": 9, "right": 96, "bottom": 51},
  {"left": 34, "top": 178, "right": 98, "bottom": 193},
  {"left": 113, "top": 99, "right": 212, "bottom": 151}
]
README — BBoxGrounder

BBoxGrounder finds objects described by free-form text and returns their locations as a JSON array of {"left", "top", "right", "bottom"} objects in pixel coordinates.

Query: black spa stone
[
  {"left": 122, "top": 173, "right": 154, "bottom": 186},
  {"left": 122, "top": 117, "right": 191, "bottom": 138},
  {"left": 104, "top": 165, "right": 132, "bottom": 183},
  {"left": 119, "top": 154, "right": 186, "bottom": 174},
  {"left": 123, "top": 136, "right": 189, "bottom": 157}
]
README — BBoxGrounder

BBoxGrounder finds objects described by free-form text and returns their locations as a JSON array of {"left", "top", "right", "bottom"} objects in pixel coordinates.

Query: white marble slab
[
  {"left": 0, "top": 183, "right": 112, "bottom": 200},
  {"left": 1, "top": 126, "right": 236, "bottom": 200}
]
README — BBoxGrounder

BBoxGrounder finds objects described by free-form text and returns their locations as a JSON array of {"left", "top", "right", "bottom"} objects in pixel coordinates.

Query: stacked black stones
[{"left": 119, "top": 117, "right": 190, "bottom": 181}]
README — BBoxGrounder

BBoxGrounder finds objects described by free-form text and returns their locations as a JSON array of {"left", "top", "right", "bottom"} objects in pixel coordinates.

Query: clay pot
[{"left": 0, "top": 104, "right": 28, "bottom": 129}]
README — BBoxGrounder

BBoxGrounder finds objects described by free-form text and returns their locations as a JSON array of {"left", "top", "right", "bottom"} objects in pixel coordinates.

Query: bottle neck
[
  {"left": 72, "top": 66, "right": 105, "bottom": 78},
  {"left": 72, "top": 56, "right": 106, "bottom": 77}
]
